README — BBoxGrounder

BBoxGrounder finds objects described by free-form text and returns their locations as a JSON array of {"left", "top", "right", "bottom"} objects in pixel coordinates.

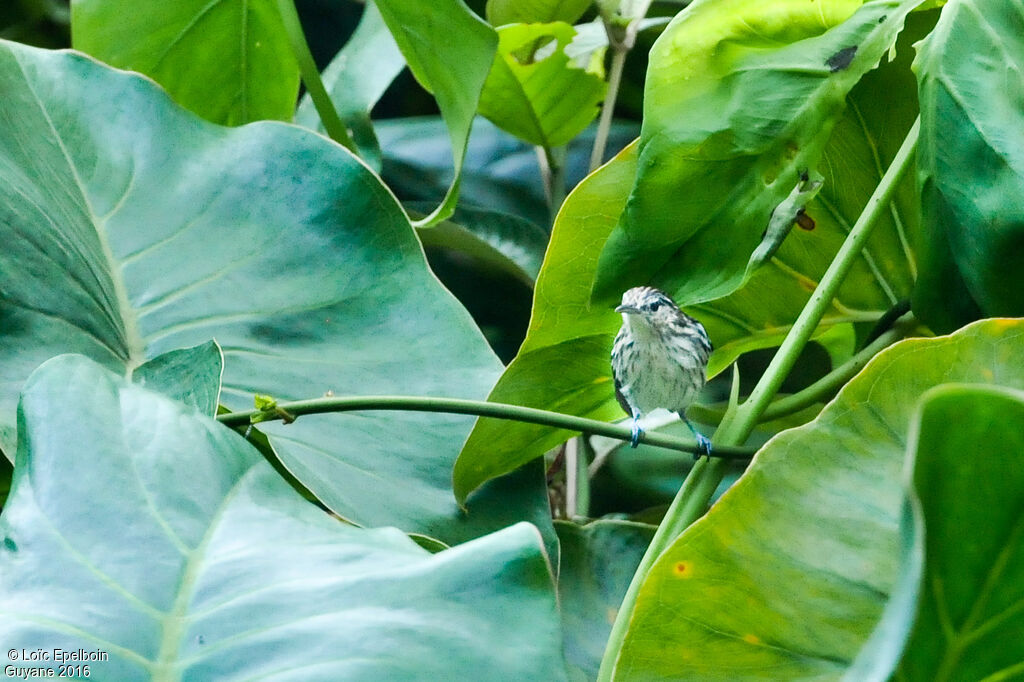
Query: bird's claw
[
  {"left": 693, "top": 433, "right": 713, "bottom": 461},
  {"left": 629, "top": 419, "right": 643, "bottom": 448}
]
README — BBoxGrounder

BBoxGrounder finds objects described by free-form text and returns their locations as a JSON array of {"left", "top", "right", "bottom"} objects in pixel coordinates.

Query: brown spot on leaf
[{"left": 796, "top": 210, "right": 816, "bottom": 231}]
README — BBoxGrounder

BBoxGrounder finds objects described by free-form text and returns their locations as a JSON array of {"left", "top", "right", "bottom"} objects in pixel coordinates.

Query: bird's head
[{"left": 615, "top": 286, "right": 679, "bottom": 326}]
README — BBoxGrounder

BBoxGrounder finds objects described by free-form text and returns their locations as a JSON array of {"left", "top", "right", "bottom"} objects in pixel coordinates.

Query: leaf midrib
[
  {"left": 12, "top": 48, "right": 147, "bottom": 373},
  {"left": 152, "top": 464, "right": 261, "bottom": 682}
]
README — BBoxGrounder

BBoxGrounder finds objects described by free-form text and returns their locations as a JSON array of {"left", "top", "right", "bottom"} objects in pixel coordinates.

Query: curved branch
[{"left": 217, "top": 395, "right": 756, "bottom": 459}]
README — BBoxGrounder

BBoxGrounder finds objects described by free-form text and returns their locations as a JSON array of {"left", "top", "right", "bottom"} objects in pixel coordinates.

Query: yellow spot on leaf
[
  {"left": 982, "top": 368, "right": 994, "bottom": 381},
  {"left": 672, "top": 561, "right": 691, "bottom": 578},
  {"left": 743, "top": 633, "right": 761, "bottom": 645}
]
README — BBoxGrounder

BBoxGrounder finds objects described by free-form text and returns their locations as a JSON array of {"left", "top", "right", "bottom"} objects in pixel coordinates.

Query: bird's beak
[{"left": 615, "top": 304, "right": 640, "bottom": 314}]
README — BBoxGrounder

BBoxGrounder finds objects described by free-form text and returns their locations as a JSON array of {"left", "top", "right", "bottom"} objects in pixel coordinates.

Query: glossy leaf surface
[
  {"left": 486, "top": 0, "right": 592, "bottom": 26},
  {"left": 453, "top": 17, "right": 928, "bottom": 499},
  {"left": 851, "top": 383, "right": 1024, "bottom": 681},
  {"left": 900, "top": 384, "right": 1024, "bottom": 680}
]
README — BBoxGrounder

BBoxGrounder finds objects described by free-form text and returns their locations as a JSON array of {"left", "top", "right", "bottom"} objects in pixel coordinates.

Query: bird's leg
[
  {"left": 629, "top": 409, "right": 643, "bottom": 448},
  {"left": 679, "top": 413, "right": 712, "bottom": 460}
]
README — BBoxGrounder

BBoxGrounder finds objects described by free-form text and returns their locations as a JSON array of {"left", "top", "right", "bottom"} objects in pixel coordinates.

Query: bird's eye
[{"left": 649, "top": 301, "right": 662, "bottom": 312}]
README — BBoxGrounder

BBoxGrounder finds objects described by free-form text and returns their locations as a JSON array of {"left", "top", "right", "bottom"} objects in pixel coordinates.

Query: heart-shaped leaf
[
  {"left": 0, "top": 355, "right": 567, "bottom": 681},
  {"left": 72, "top": 0, "right": 298, "bottom": 125},
  {"left": 610, "top": 319, "right": 1024, "bottom": 680},
  {"left": 912, "top": 0, "right": 1024, "bottom": 332},
  {"left": 592, "top": 0, "right": 925, "bottom": 305},
  {"left": 0, "top": 39, "right": 550, "bottom": 548}
]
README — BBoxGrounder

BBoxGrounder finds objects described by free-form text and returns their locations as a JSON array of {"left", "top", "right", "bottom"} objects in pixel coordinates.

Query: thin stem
[
  {"left": 547, "top": 146, "right": 568, "bottom": 223},
  {"left": 274, "top": 0, "right": 357, "bottom": 153},
  {"left": 564, "top": 437, "right": 580, "bottom": 517},
  {"left": 724, "top": 118, "right": 919, "bottom": 443},
  {"left": 688, "top": 317, "right": 916, "bottom": 426},
  {"left": 217, "top": 395, "right": 756, "bottom": 459},
  {"left": 760, "top": 319, "right": 912, "bottom": 422},
  {"left": 597, "top": 116, "right": 920, "bottom": 681},
  {"left": 590, "top": 47, "right": 628, "bottom": 172},
  {"left": 576, "top": 435, "right": 593, "bottom": 517}
]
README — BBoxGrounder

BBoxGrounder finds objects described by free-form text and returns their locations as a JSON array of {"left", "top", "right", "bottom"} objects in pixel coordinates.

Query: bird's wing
[{"left": 613, "top": 375, "right": 631, "bottom": 416}]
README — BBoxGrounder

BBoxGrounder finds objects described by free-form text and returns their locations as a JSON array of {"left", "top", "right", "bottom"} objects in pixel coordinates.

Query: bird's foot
[
  {"left": 629, "top": 419, "right": 643, "bottom": 448},
  {"left": 693, "top": 432, "right": 713, "bottom": 461}
]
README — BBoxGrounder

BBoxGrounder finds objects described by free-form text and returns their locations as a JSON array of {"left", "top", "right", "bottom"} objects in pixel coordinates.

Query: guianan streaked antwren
[{"left": 611, "top": 286, "right": 713, "bottom": 455}]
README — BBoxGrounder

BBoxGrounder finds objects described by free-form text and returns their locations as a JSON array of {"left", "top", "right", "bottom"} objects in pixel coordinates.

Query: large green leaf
[
  {"left": 0, "top": 355, "right": 567, "bottom": 681},
  {"left": 374, "top": 0, "right": 497, "bottom": 225},
  {"left": 912, "top": 0, "right": 1024, "bottom": 333},
  {"left": 478, "top": 22, "right": 607, "bottom": 149},
  {"left": 850, "top": 384, "right": 1024, "bottom": 681},
  {"left": 294, "top": 0, "right": 405, "bottom": 169},
  {"left": 556, "top": 520, "right": 656, "bottom": 681},
  {"left": 592, "top": 0, "right": 925, "bottom": 305},
  {"left": 453, "top": 16, "right": 928, "bottom": 500},
  {"left": 71, "top": 0, "right": 297, "bottom": 125},
  {"left": 0, "top": 40, "right": 553, "bottom": 548},
  {"left": 608, "top": 319, "right": 1024, "bottom": 680}
]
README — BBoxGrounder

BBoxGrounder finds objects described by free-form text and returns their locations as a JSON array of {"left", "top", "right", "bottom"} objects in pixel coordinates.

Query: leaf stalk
[{"left": 275, "top": 0, "right": 357, "bottom": 153}]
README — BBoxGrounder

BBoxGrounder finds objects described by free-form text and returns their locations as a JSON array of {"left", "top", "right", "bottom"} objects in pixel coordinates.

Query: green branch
[
  {"left": 275, "top": 0, "right": 357, "bottom": 153},
  {"left": 217, "top": 395, "right": 757, "bottom": 459},
  {"left": 598, "top": 116, "right": 921, "bottom": 681},
  {"left": 759, "top": 318, "right": 914, "bottom": 421},
  {"left": 689, "top": 315, "right": 917, "bottom": 426}
]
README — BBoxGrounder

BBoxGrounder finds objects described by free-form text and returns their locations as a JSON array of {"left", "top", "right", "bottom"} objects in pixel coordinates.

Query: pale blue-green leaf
[
  {"left": 0, "top": 355, "right": 568, "bottom": 681},
  {"left": 0, "top": 40, "right": 549, "bottom": 549}
]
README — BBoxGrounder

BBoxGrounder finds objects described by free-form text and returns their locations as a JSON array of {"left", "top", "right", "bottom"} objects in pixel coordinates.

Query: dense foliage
[{"left": 0, "top": 0, "right": 1021, "bottom": 679}]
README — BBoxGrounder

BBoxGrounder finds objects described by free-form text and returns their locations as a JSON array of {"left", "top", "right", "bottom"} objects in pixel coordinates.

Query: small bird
[{"left": 611, "top": 286, "right": 713, "bottom": 454}]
